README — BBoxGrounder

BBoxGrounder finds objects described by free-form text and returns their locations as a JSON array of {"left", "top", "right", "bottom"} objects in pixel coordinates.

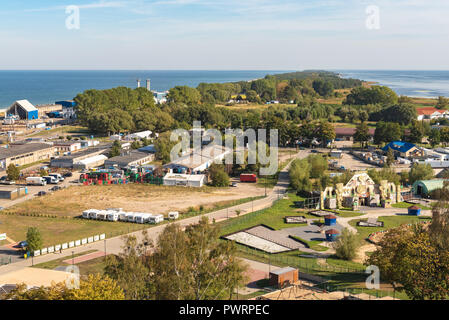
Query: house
[
  {"left": 416, "top": 107, "right": 448, "bottom": 121},
  {"left": 0, "top": 186, "right": 28, "bottom": 200},
  {"left": 52, "top": 141, "right": 82, "bottom": 154},
  {"left": 382, "top": 141, "right": 424, "bottom": 158},
  {"left": 55, "top": 100, "right": 77, "bottom": 119},
  {"left": 6, "top": 100, "right": 39, "bottom": 120},
  {"left": 334, "top": 127, "right": 375, "bottom": 142},
  {"left": 104, "top": 151, "right": 154, "bottom": 169},
  {"left": 0, "top": 143, "right": 55, "bottom": 170},
  {"left": 163, "top": 173, "right": 207, "bottom": 187}
]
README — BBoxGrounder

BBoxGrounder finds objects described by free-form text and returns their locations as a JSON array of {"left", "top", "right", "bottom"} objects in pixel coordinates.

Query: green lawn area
[
  {"left": 391, "top": 202, "right": 432, "bottom": 210},
  {"left": 218, "top": 193, "right": 320, "bottom": 234},
  {"left": 27, "top": 125, "right": 91, "bottom": 138},
  {"left": 289, "top": 235, "right": 329, "bottom": 252},
  {"left": 350, "top": 215, "right": 432, "bottom": 244}
]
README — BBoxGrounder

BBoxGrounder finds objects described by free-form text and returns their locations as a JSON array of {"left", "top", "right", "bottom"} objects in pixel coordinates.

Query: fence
[{"left": 32, "top": 233, "right": 106, "bottom": 257}]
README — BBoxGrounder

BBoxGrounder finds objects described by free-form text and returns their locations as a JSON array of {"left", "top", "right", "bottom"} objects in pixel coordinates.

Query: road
[{"left": 0, "top": 150, "right": 311, "bottom": 275}]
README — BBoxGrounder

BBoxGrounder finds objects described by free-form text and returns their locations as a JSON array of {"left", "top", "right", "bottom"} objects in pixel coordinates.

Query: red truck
[{"left": 240, "top": 173, "right": 258, "bottom": 183}]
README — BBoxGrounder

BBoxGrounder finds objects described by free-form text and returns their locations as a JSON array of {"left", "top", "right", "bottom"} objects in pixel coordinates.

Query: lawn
[
  {"left": 350, "top": 215, "right": 432, "bottom": 244},
  {"left": 218, "top": 193, "right": 321, "bottom": 235},
  {"left": 391, "top": 202, "right": 432, "bottom": 210},
  {"left": 32, "top": 250, "right": 97, "bottom": 270}
]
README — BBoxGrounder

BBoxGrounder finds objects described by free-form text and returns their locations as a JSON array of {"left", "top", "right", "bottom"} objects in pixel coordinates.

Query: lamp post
[
  {"left": 104, "top": 239, "right": 106, "bottom": 258},
  {"left": 72, "top": 251, "right": 74, "bottom": 266}
]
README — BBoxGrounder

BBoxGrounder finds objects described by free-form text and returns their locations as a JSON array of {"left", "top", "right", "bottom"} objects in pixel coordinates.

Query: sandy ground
[
  {"left": 354, "top": 243, "right": 377, "bottom": 264},
  {"left": 5, "top": 181, "right": 267, "bottom": 217}
]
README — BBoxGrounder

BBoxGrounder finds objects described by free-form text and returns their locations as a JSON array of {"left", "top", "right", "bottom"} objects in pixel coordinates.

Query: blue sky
[{"left": 1, "top": 0, "right": 448, "bottom": 70}]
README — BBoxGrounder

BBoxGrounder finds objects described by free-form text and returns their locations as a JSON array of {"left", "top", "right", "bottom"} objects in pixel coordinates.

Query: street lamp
[
  {"left": 104, "top": 239, "right": 106, "bottom": 258},
  {"left": 72, "top": 251, "right": 74, "bottom": 266}
]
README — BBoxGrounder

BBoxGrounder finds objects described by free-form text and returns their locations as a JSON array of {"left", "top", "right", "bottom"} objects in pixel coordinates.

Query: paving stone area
[{"left": 246, "top": 226, "right": 306, "bottom": 250}]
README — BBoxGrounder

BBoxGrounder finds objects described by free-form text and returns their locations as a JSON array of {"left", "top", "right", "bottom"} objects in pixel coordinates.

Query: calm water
[
  {"left": 337, "top": 70, "right": 449, "bottom": 98},
  {"left": 0, "top": 70, "right": 286, "bottom": 108},
  {"left": 1, "top": 70, "right": 448, "bottom": 108}
]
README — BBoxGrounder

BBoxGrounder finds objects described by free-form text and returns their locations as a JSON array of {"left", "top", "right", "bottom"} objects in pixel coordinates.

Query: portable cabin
[
  {"left": 325, "top": 229, "right": 340, "bottom": 242},
  {"left": 126, "top": 213, "right": 137, "bottom": 223},
  {"left": 134, "top": 213, "right": 145, "bottom": 224},
  {"left": 148, "top": 214, "right": 164, "bottom": 224},
  {"left": 95, "top": 211, "right": 107, "bottom": 221},
  {"left": 118, "top": 212, "right": 128, "bottom": 222},
  {"left": 106, "top": 211, "right": 119, "bottom": 222},
  {"left": 88, "top": 209, "right": 100, "bottom": 220},
  {"left": 324, "top": 215, "right": 337, "bottom": 226},
  {"left": 408, "top": 205, "right": 421, "bottom": 216},
  {"left": 168, "top": 212, "right": 179, "bottom": 220},
  {"left": 269, "top": 267, "right": 299, "bottom": 287},
  {"left": 82, "top": 210, "right": 93, "bottom": 219}
]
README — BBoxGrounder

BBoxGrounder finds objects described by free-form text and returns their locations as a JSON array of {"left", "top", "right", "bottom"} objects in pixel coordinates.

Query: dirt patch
[
  {"left": 4, "top": 183, "right": 266, "bottom": 217},
  {"left": 354, "top": 243, "right": 377, "bottom": 264}
]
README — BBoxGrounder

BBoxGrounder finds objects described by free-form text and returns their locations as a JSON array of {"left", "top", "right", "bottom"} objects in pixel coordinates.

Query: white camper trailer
[
  {"left": 107, "top": 211, "right": 119, "bottom": 222},
  {"left": 88, "top": 209, "right": 100, "bottom": 220},
  {"left": 135, "top": 213, "right": 152, "bottom": 224},
  {"left": 148, "top": 214, "right": 164, "bottom": 224},
  {"left": 82, "top": 209, "right": 94, "bottom": 219},
  {"left": 118, "top": 212, "right": 128, "bottom": 222},
  {"left": 126, "top": 213, "right": 137, "bottom": 223},
  {"left": 168, "top": 212, "right": 179, "bottom": 220},
  {"left": 96, "top": 211, "right": 107, "bottom": 221}
]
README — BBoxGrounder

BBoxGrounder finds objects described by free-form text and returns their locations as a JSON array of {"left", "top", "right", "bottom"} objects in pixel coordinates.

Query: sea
[{"left": 0, "top": 70, "right": 448, "bottom": 108}]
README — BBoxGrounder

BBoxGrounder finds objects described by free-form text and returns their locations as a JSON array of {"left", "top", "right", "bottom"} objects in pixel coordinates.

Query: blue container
[
  {"left": 408, "top": 206, "right": 421, "bottom": 216},
  {"left": 325, "top": 229, "right": 339, "bottom": 242},
  {"left": 324, "top": 215, "right": 337, "bottom": 226}
]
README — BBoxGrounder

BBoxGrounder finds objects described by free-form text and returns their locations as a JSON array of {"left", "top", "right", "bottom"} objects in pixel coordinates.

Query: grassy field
[
  {"left": 33, "top": 250, "right": 97, "bottom": 270},
  {"left": 218, "top": 193, "right": 319, "bottom": 235},
  {"left": 27, "top": 125, "right": 91, "bottom": 138},
  {"left": 391, "top": 202, "right": 432, "bottom": 210},
  {"left": 350, "top": 215, "right": 432, "bottom": 244}
]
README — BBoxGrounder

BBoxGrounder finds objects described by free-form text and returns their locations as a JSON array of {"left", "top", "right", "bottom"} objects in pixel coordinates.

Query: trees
[
  {"left": 344, "top": 86, "right": 398, "bottom": 106},
  {"left": 354, "top": 122, "right": 370, "bottom": 148},
  {"left": 208, "top": 164, "right": 230, "bottom": 187},
  {"left": 409, "top": 163, "right": 434, "bottom": 185},
  {"left": 5, "top": 275, "right": 125, "bottom": 300},
  {"left": 312, "top": 79, "right": 334, "bottom": 97},
  {"left": 317, "top": 121, "right": 335, "bottom": 147},
  {"left": 374, "top": 121, "right": 402, "bottom": 146},
  {"left": 367, "top": 225, "right": 449, "bottom": 300},
  {"left": 109, "top": 140, "right": 122, "bottom": 158},
  {"left": 167, "top": 86, "right": 202, "bottom": 105},
  {"left": 436, "top": 96, "right": 449, "bottom": 110},
  {"left": 385, "top": 148, "right": 395, "bottom": 167},
  {"left": 154, "top": 132, "right": 178, "bottom": 164},
  {"left": 6, "top": 163, "right": 20, "bottom": 181},
  {"left": 150, "top": 217, "right": 247, "bottom": 300},
  {"left": 429, "top": 128, "right": 441, "bottom": 147},
  {"left": 332, "top": 228, "right": 359, "bottom": 261},
  {"left": 289, "top": 159, "right": 312, "bottom": 193},
  {"left": 26, "top": 227, "right": 43, "bottom": 253},
  {"left": 408, "top": 120, "right": 424, "bottom": 144}
]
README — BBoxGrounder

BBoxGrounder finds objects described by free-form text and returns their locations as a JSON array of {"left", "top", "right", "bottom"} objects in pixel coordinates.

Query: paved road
[{"left": 0, "top": 150, "right": 311, "bottom": 275}]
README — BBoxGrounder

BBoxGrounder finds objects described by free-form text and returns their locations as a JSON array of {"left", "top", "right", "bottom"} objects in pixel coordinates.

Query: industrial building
[
  {"left": 55, "top": 100, "right": 77, "bottom": 119},
  {"left": 50, "top": 147, "right": 108, "bottom": 168},
  {"left": 6, "top": 100, "right": 39, "bottom": 120},
  {"left": 104, "top": 151, "right": 154, "bottom": 169},
  {"left": 0, "top": 143, "right": 55, "bottom": 170},
  {"left": 124, "top": 130, "right": 152, "bottom": 141},
  {"left": 382, "top": 141, "right": 424, "bottom": 158},
  {"left": 74, "top": 154, "right": 108, "bottom": 170},
  {"left": 36, "top": 103, "right": 63, "bottom": 118},
  {"left": 164, "top": 145, "right": 232, "bottom": 173},
  {"left": 412, "top": 179, "right": 448, "bottom": 197},
  {"left": 163, "top": 173, "right": 207, "bottom": 187}
]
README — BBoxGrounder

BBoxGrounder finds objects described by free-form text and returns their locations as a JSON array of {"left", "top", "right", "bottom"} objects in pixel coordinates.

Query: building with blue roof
[{"left": 382, "top": 141, "right": 424, "bottom": 158}]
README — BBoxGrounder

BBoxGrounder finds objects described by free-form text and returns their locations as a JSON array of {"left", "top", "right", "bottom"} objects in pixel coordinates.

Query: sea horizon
[{"left": 0, "top": 69, "right": 448, "bottom": 108}]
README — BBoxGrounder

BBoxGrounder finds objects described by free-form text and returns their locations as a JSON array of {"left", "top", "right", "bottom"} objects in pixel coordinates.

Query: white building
[
  {"left": 163, "top": 173, "right": 207, "bottom": 187},
  {"left": 124, "top": 130, "right": 153, "bottom": 141}
]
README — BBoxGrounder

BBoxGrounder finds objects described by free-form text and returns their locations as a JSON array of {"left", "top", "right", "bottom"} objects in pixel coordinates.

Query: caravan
[
  {"left": 148, "top": 214, "right": 164, "bottom": 224},
  {"left": 107, "top": 211, "right": 119, "bottom": 222},
  {"left": 126, "top": 213, "right": 137, "bottom": 223},
  {"left": 95, "top": 211, "right": 107, "bottom": 221},
  {"left": 168, "top": 212, "right": 179, "bottom": 220}
]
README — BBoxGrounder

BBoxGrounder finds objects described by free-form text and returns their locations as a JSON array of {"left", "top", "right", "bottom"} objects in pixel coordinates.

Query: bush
[{"left": 332, "top": 228, "right": 359, "bottom": 261}]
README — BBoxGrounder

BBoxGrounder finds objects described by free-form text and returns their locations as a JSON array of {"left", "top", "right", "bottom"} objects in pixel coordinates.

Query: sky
[{"left": 0, "top": 0, "right": 449, "bottom": 70}]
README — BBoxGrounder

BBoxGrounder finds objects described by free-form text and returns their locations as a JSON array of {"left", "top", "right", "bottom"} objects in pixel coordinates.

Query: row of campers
[{"left": 81, "top": 208, "right": 178, "bottom": 224}]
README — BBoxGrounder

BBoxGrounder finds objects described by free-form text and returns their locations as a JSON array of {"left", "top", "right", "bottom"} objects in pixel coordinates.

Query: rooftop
[
  {"left": 417, "top": 107, "right": 444, "bottom": 115},
  {"left": 106, "top": 151, "right": 152, "bottom": 164},
  {"left": 382, "top": 141, "right": 417, "bottom": 153},
  {"left": 0, "top": 143, "right": 53, "bottom": 159},
  {"left": 269, "top": 267, "right": 297, "bottom": 275}
]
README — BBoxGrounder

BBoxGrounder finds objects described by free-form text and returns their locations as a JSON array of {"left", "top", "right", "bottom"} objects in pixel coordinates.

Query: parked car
[
  {"left": 231, "top": 182, "right": 238, "bottom": 187},
  {"left": 37, "top": 191, "right": 47, "bottom": 197},
  {"left": 50, "top": 186, "right": 62, "bottom": 192},
  {"left": 0, "top": 176, "right": 15, "bottom": 185},
  {"left": 63, "top": 172, "right": 73, "bottom": 178}
]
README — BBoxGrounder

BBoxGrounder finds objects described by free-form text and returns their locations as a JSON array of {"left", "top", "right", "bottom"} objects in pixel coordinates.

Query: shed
[
  {"left": 408, "top": 205, "right": 421, "bottom": 216},
  {"left": 269, "top": 267, "right": 298, "bottom": 287},
  {"left": 7, "top": 100, "right": 39, "bottom": 120},
  {"left": 325, "top": 229, "right": 340, "bottom": 242},
  {"left": 412, "top": 179, "right": 448, "bottom": 196},
  {"left": 324, "top": 214, "right": 337, "bottom": 226}
]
